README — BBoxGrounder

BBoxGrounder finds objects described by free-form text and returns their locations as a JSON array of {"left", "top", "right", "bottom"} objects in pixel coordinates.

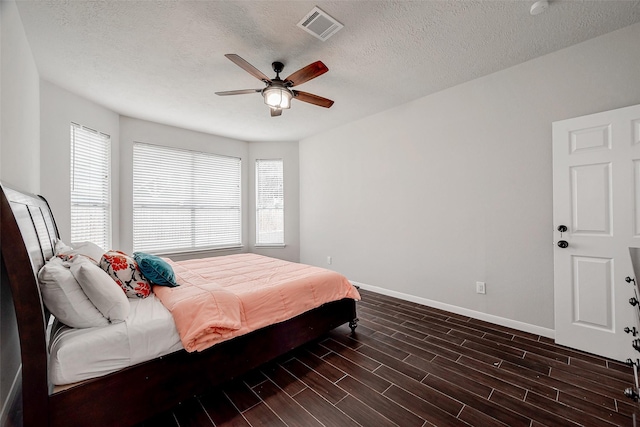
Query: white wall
[
  {"left": 248, "top": 141, "right": 300, "bottom": 262},
  {"left": 1, "top": 0, "right": 39, "bottom": 192},
  {"left": 300, "top": 23, "right": 640, "bottom": 332},
  {"left": 0, "top": 0, "right": 40, "bottom": 422},
  {"left": 119, "top": 116, "right": 251, "bottom": 258},
  {"left": 40, "top": 80, "right": 121, "bottom": 246}
]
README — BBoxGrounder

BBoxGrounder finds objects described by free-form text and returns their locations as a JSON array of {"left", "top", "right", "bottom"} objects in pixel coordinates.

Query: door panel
[
  {"left": 572, "top": 256, "right": 613, "bottom": 330},
  {"left": 570, "top": 124, "right": 611, "bottom": 153},
  {"left": 570, "top": 163, "right": 612, "bottom": 235}
]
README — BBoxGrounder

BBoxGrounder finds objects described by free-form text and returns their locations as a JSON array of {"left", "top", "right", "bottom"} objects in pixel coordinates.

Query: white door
[{"left": 553, "top": 103, "right": 640, "bottom": 362}]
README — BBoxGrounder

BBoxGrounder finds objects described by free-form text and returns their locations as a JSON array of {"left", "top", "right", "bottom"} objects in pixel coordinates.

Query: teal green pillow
[{"left": 133, "top": 252, "right": 178, "bottom": 287}]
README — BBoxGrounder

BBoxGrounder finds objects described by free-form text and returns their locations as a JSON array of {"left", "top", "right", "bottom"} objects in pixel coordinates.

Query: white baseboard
[
  {"left": 0, "top": 364, "right": 22, "bottom": 427},
  {"left": 351, "top": 281, "right": 555, "bottom": 339}
]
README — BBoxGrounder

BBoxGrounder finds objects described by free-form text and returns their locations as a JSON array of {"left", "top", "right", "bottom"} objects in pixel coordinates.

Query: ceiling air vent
[{"left": 297, "top": 6, "right": 343, "bottom": 41}]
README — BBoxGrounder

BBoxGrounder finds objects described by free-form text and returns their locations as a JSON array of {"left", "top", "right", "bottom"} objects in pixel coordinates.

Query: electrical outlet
[
  {"left": 327, "top": 256, "right": 332, "bottom": 265},
  {"left": 476, "top": 281, "right": 486, "bottom": 294}
]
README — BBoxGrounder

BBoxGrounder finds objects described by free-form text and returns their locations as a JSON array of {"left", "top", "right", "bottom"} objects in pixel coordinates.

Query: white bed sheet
[{"left": 48, "top": 294, "right": 183, "bottom": 386}]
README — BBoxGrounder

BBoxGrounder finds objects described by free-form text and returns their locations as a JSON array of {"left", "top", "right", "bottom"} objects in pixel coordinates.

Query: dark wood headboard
[{"left": 1, "top": 182, "right": 59, "bottom": 425}]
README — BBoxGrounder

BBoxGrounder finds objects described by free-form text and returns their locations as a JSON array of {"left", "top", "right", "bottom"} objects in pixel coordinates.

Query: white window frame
[
  {"left": 255, "top": 158, "right": 285, "bottom": 247},
  {"left": 70, "top": 122, "right": 111, "bottom": 249},
  {"left": 132, "top": 142, "right": 242, "bottom": 254}
]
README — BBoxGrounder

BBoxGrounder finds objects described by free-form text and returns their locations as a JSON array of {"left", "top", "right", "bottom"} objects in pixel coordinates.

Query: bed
[{"left": 0, "top": 182, "right": 359, "bottom": 427}]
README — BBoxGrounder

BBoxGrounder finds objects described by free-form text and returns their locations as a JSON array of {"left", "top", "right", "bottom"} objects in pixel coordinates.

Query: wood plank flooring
[{"left": 137, "top": 289, "right": 638, "bottom": 427}]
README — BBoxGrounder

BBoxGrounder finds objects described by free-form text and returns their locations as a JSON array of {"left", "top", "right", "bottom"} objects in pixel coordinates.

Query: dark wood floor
[{"left": 138, "top": 289, "right": 638, "bottom": 427}]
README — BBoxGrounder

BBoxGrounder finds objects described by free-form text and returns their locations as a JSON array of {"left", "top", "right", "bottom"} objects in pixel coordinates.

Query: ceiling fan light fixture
[{"left": 263, "top": 86, "right": 292, "bottom": 109}]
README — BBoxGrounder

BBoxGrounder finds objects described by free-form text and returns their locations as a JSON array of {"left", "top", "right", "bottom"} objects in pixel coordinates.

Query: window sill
[
  {"left": 152, "top": 245, "right": 244, "bottom": 257},
  {"left": 254, "top": 244, "right": 286, "bottom": 249}
]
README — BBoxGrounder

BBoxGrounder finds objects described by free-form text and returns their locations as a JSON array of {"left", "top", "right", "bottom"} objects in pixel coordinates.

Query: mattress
[
  {"left": 48, "top": 294, "right": 183, "bottom": 386},
  {"left": 49, "top": 254, "right": 360, "bottom": 386}
]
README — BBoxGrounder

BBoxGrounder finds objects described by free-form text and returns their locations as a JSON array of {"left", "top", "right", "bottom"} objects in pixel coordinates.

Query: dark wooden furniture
[{"left": 0, "top": 183, "right": 358, "bottom": 427}]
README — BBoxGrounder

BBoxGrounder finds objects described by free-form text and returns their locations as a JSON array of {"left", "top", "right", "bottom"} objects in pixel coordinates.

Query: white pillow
[
  {"left": 69, "top": 257, "right": 130, "bottom": 323},
  {"left": 54, "top": 239, "right": 73, "bottom": 255},
  {"left": 60, "top": 241, "right": 106, "bottom": 265},
  {"left": 37, "top": 257, "right": 109, "bottom": 328}
]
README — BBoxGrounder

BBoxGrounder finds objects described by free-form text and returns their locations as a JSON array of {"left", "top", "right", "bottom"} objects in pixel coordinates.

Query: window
[
  {"left": 255, "top": 159, "right": 284, "bottom": 246},
  {"left": 133, "top": 142, "right": 241, "bottom": 253},
  {"left": 70, "top": 123, "right": 111, "bottom": 249}
]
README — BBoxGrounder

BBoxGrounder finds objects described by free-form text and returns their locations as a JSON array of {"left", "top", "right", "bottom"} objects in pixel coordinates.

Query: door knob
[
  {"left": 557, "top": 225, "right": 567, "bottom": 232},
  {"left": 557, "top": 240, "right": 569, "bottom": 248}
]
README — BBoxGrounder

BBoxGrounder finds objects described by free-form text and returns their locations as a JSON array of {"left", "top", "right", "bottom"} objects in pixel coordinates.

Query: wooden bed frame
[{"left": 0, "top": 182, "right": 358, "bottom": 427}]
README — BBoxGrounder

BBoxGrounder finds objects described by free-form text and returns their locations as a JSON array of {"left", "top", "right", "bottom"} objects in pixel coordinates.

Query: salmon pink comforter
[{"left": 153, "top": 254, "right": 360, "bottom": 352}]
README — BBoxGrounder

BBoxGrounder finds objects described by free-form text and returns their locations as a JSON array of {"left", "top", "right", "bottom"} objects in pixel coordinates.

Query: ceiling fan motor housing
[{"left": 272, "top": 61, "right": 285, "bottom": 76}]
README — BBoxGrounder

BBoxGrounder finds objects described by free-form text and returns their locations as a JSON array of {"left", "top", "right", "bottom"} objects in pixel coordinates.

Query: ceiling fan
[{"left": 215, "top": 54, "right": 334, "bottom": 117}]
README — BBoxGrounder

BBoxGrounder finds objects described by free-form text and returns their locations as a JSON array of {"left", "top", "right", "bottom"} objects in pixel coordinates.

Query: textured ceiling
[{"left": 15, "top": 0, "right": 640, "bottom": 142}]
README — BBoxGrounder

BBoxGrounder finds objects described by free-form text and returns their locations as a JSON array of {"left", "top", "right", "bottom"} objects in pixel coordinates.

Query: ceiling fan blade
[
  {"left": 215, "top": 89, "right": 262, "bottom": 96},
  {"left": 284, "top": 61, "right": 328, "bottom": 87},
  {"left": 224, "top": 54, "right": 271, "bottom": 83},
  {"left": 270, "top": 108, "right": 282, "bottom": 117},
  {"left": 292, "top": 90, "right": 334, "bottom": 108}
]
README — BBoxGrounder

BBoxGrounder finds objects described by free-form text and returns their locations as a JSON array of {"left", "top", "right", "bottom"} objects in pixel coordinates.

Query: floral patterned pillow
[{"left": 99, "top": 251, "right": 151, "bottom": 298}]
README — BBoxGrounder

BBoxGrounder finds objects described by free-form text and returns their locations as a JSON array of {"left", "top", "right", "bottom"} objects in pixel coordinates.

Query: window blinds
[
  {"left": 133, "top": 142, "right": 242, "bottom": 253},
  {"left": 256, "top": 159, "right": 284, "bottom": 245},
  {"left": 70, "top": 123, "right": 111, "bottom": 249}
]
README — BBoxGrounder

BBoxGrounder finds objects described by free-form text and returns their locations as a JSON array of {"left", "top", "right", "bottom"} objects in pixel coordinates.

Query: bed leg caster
[
  {"left": 624, "top": 387, "right": 639, "bottom": 401},
  {"left": 349, "top": 318, "right": 359, "bottom": 334}
]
